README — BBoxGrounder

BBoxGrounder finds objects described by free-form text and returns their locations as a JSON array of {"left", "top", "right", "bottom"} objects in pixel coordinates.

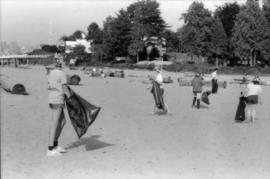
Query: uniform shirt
[
  {"left": 246, "top": 82, "right": 262, "bottom": 96},
  {"left": 211, "top": 71, "right": 217, "bottom": 79},
  {"left": 47, "top": 68, "right": 67, "bottom": 104},
  {"left": 155, "top": 72, "right": 163, "bottom": 86},
  {"left": 192, "top": 76, "right": 203, "bottom": 92}
]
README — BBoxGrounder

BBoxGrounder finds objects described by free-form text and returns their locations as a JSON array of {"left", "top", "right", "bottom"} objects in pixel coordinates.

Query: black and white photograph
[{"left": 1, "top": 0, "right": 270, "bottom": 178}]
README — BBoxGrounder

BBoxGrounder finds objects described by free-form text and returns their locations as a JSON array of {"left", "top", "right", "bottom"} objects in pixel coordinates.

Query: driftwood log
[
  {"left": 163, "top": 76, "right": 173, "bottom": 84},
  {"left": 0, "top": 76, "right": 28, "bottom": 95},
  {"left": 67, "top": 75, "right": 81, "bottom": 85},
  {"left": 106, "top": 70, "right": 125, "bottom": 78},
  {"left": 177, "top": 78, "right": 227, "bottom": 88}
]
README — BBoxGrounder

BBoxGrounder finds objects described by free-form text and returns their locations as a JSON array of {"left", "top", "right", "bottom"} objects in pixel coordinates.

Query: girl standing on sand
[
  {"left": 191, "top": 72, "right": 204, "bottom": 109},
  {"left": 211, "top": 68, "right": 218, "bottom": 94},
  {"left": 149, "top": 66, "right": 169, "bottom": 114},
  {"left": 47, "top": 59, "right": 70, "bottom": 156},
  {"left": 244, "top": 77, "right": 262, "bottom": 123}
]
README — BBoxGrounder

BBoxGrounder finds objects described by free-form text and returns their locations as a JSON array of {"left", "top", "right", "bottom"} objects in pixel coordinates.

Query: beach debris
[
  {"left": 83, "top": 67, "right": 106, "bottom": 78},
  {"left": 105, "top": 70, "right": 125, "bottom": 78},
  {"left": 177, "top": 78, "right": 227, "bottom": 88},
  {"left": 67, "top": 74, "right": 81, "bottom": 85},
  {"left": 163, "top": 76, "right": 173, "bottom": 83},
  {"left": 0, "top": 76, "right": 28, "bottom": 95}
]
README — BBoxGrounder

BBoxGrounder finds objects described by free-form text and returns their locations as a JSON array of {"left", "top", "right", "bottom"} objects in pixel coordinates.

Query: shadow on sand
[
  {"left": 67, "top": 135, "right": 114, "bottom": 151},
  {"left": 200, "top": 104, "right": 209, "bottom": 109}
]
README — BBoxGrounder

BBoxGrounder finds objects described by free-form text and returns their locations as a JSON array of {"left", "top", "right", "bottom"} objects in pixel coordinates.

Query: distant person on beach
[
  {"left": 243, "top": 73, "right": 248, "bottom": 82},
  {"left": 155, "top": 66, "right": 164, "bottom": 93},
  {"left": 69, "top": 57, "right": 77, "bottom": 67},
  {"left": 211, "top": 68, "right": 218, "bottom": 94},
  {"left": 148, "top": 66, "right": 169, "bottom": 114},
  {"left": 244, "top": 77, "right": 262, "bottom": 123},
  {"left": 47, "top": 60, "right": 70, "bottom": 156},
  {"left": 191, "top": 73, "right": 204, "bottom": 109}
]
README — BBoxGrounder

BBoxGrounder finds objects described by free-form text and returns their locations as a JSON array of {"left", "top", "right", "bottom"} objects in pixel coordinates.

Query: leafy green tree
[
  {"left": 72, "top": 30, "right": 84, "bottom": 39},
  {"left": 127, "top": 0, "right": 167, "bottom": 61},
  {"left": 176, "top": 27, "right": 185, "bottom": 53},
  {"left": 214, "top": 2, "right": 240, "bottom": 38},
  {"left": 41, "top": 45, "right": 60, "bottom": 53},
  {"left": 214, "top": 2, "right": 240, "bottom": 64},
  {"left": 163, "top": 30, "right": 179, "bottom": 52},
  {"left": 127, "top": 0, "right": 166, "bottom": 36},
  {"left": 209, "top": 17, "right": 227, "bottom": 66},
  {"left": 180, "top": 2, "right": 213, "bottom": 62},
  {"left": 87, "top": 22, "right": 103, "bottom": 44},
  {"left": 73, "top": 45, "right": 86, "bottom": 56},
  {"left": 102, "top": 10, "right": 132, "bottom": 61},
  {"left": 262, "top": 0, "right": 270, "bottom": 24},
  {"left": 231, "top": 0, "right": 270, "bottom": 66},
  {"left": 87, "top": 22, "right": 104, "bottom": 63}
]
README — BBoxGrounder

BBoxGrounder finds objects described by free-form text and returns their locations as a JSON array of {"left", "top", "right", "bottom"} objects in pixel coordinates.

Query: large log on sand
[
  {"left": 0, "top": 76, "right": 28, "bottom": 95},
  {"left": 177, "top": 78, "right": 227, "bottom": 88},
  {"left": 67, "top": 74, "right": 81, "bottom": 85}
]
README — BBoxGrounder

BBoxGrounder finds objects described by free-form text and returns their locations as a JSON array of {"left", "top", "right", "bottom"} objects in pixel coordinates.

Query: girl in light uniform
[{"left": 244, "top": 77, "right": 262, "bottom": 122}]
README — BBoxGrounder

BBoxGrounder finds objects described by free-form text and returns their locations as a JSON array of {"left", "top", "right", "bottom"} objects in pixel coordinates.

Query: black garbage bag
[
  {"left": 202, "top": 91, "right": 211, "bottom": 105},
  {"left": 235, "top": 96, "right": 246, "bottom": 122},
  {"left": 65, "top": 87, "right": 101, "bottom": 138},
  {"left": 150, "top": 81, "right": 166, "bottom": 110}
]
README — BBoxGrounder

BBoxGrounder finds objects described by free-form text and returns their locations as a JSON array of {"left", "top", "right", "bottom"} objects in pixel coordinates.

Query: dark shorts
[
  {"left": 246, "top": 95, "right": 258, "bottom": 104},
  {"left": 49, "top": 103, "right": 65, "bottom": 109}
]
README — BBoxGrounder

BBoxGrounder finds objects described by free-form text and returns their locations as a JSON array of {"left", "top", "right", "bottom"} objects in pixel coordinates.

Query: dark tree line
[
  {"left": 58, "top": 0, "right": 270, "bottom": 67},
  {"left": 179, "top": 0, "right": 270, "bottom": 67}
]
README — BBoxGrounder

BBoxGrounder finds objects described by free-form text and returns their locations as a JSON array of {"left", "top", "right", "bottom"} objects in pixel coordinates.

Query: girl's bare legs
[
  {"left": 54, "top": 109, "right": 66, "bottom": 141},
  {"left": 251, "top": 104, "right": 256, "bottom": 122},
  {"left": 49, "top": 107, "right": 65, "bottom": 148},
  {"left": 245, "top": 104, "right": 251, "bottom": 122}
]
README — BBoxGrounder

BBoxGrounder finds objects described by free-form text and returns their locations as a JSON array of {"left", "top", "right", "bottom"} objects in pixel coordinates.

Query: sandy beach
[{"left": 1, "top": 66, "right": 270, "bottom": 179}]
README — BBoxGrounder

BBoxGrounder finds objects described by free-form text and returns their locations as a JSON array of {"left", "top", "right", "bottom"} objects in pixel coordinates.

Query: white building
[{"left": 64, "top": 32, "right": 93, "bottom": 54}]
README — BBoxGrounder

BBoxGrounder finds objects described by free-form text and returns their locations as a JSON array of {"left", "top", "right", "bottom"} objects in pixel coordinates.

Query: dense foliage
[{"left": 55, "top": 0, "right": 270, "bottom": 67}]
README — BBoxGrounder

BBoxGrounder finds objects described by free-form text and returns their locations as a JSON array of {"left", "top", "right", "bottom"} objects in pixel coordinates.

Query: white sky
[{"left": 0, "top": 0, "right": 247, "bottom": 46}]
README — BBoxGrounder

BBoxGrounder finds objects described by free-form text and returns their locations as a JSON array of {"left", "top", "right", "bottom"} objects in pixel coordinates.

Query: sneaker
[
  {"left": 55, "top": 146, "right": 67, "bottom": 153},
  {"left": 47, "top": 149, "right": 62, "bottom": 157}
]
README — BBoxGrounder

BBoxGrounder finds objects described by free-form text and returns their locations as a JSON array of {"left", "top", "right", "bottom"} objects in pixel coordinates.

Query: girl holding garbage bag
[{"left": 47, "top": 59, "right": 70, "bottom": 156}]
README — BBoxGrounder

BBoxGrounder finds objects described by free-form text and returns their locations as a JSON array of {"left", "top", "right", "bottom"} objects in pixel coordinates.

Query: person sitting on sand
[
  {"left": 47, "top": 60, "right": 70, "bottom": 156},
  {"left": 191, "top": 72, "right": 204, "bottom": 109},
  {"left": 244, "top": 77, "right": 262, "bottom": 123}
]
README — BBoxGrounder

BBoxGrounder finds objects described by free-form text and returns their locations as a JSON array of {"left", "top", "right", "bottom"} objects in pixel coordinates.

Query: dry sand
[{"left": 1, "top": 66, "right": 270, "bottom": 179}]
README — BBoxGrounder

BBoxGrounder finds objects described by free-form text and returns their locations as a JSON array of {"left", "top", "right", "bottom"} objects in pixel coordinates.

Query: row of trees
[
  {"left": 61, "top": 0, "right": 270, "bottom": 66},
  {"left": 61, "top": 0, "right": 178, "bottom": 63},
  {"left": 179, "top": 0, "right": 270, "bottom": 66}
]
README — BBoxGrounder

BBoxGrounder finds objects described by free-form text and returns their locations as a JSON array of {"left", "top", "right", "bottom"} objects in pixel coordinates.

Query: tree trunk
[
  {"left": 253, "top": 51, "right": 257, "bottom": 66},
  {"left": 249, "top": 50, "right": 253, "bottom": 67},
  {"left": 215, "top": 56, "right": 219, "bottom": 67}
]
